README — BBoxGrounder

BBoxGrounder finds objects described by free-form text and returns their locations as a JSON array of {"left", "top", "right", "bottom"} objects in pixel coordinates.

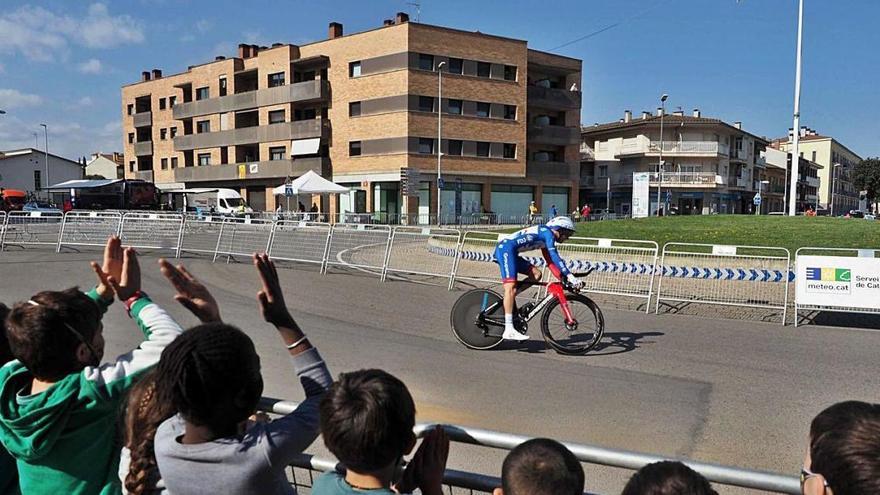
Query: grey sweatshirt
[{"left": 153, "top": 347, "right": 331, "bottom": 495}]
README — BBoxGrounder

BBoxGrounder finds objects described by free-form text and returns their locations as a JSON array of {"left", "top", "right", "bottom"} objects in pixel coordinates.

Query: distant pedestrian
[
  {"left": 528, "top": 201, "right": 538, "bottom": 223},
  {"left": 550, "top": 204, "right": 558, "bottom": 217},
  {"left": 580, "top": 204, "right": 591, "bottom": 222}
]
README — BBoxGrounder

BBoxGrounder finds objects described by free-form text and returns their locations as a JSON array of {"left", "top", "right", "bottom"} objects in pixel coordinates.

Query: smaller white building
[
  {"left": 86, "top": 152, "right": 124, "bottom": 179},
  {"left": 0, "top": 149, "right": 83, "bottom": 199}
]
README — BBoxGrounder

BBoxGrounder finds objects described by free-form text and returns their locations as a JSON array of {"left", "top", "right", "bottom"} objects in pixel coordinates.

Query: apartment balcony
[
  {"left": 728, "top": 177, "right": 749, "bottom": 188},
  {"left": 526, "top": 160, "right": 579, "bottom": 180},
  {"left": 616, "top": 137, "right": 729, "bottom": 157},
  {"left": 579, "top": 143, "right": 595, "bottom": 161},
  {"left": 134, "top": 170, "right": 154, "bottom": 182},
  {"left": 806, "top": 176, "right": 820, "bottom": 187},
  {"left": 132, "top": 111, "right": 152, "bottom": 128},
  {"left": 648, "top": 172, "right": 722, "bottom": 187},
  {"left": 172, "top": 80, "right": 330, "bottom": 120},
  {"left": 173, "top": 120, "right": 327, "bottom": 152},
  {"left": 173, "top": 157, "right": 329, "bottom": 183},
  {"left": 526, "top": 86, "right": 581, "bottom": 110},
  {"left": 771, "top": 184, "right": 786, "bottom": 194},
  {"left": 730, "top": 148, "right": 748, "bottom": 161},
  {"left": 755, "top": 155, "right": 767, "bottom": 168},
  {"left": 134, "top": 141, "right": 153, "bottom": 157},
  {"left": 527, "top": 124, "right": 580, "bottom": 147},
  {"left": 580, "top": 175, "right": 595, "bottom": 187}
]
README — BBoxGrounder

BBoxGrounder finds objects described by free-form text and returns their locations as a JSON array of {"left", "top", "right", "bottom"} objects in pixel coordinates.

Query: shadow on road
[
  {"left": 501, "top": 331, "right": 665, "bottom": 356},
  {"left": 799, "top": 311, "right": 880, "bottom": 331}
]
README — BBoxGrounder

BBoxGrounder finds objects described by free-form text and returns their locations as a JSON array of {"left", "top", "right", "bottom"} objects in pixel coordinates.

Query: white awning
[{"left": 291, "top": 138, "right": 321, "bottom": 156}]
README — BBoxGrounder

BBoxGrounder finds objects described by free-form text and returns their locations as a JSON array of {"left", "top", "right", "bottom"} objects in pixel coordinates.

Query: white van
[{"left": 182, "top": 188, "right": 253, "bottom": 215}]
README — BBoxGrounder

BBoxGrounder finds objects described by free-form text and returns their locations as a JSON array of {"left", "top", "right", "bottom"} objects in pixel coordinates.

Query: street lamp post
[
  {"left": 40, "top": 124, "right": 49, "bottom": 199},
  {"left": 788, "top": 0, "right": 805, "bottom": 216},
  {"left": 830, "top": 163, "right": 840, "bottom": 216},
  {"left": 755, "top": 180, "right": 769, "bottom": 215},
  {"left": 436, "top": 61, "right": 445, "bottom": 226},
  {"left": 656, "top": 94, "right": 668, "bottom": 216}
]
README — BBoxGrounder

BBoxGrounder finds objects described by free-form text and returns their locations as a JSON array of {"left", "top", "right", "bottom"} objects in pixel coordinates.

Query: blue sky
[{"left": 0, "top": 0, "right": 877, "bottom": 161}]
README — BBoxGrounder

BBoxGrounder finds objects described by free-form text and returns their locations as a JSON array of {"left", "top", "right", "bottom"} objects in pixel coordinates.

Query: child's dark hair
[
  {"left": 501, "top": 438, "right": 584, "bottom": 495},
  {"left": 123, "top": 369, "right": 175, "bottom": 495},
  {"left": 621, "top": 461, "right": 718, "bottom": 495},
  {"left": 319, "top": 369, "right": 416, "bottom": 473},
  {"left": 809, "top": 400, "right": 880, "bottom": 495},
  {"left": 0, "top": 303, "right": 13, "bottom": 364},
  {"left": 5, "top": 288, "right": 101, "bottom": 380},
  {"left": 154, "top": 322, "right": 263, "bottom": 437}
]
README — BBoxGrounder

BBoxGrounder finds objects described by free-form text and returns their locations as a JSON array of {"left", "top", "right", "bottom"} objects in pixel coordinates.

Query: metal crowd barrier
[
  {"left": 57, "top": 210, "right": 123, "bottom": 252},
  {"left": 258, "top": 397, "right": 799, "bottom": 495},
  {"left": 119, "top": 212, "right": 184, "bottom": 253},
  {"left": 0, "top": 211, "right": 63, "bottom": 251},
  {"left": 268, "top": 220, "right": 332, "bottom": 266},
  {"left": 213, "top": 216, "right": 275, "bottom": 263},
  {"left": 655, "top": 243, "right": 792, "bottom": 324},
  {"left": 382, "top": 227, "right": 462, "bottom": 286},
  {"left": 793, "top": 247, "right": 880, "bottom": 327},
  {"left": 449, "top": 231, "right": 503, "bottom": 286},
  {"left": 321, "top": 223, "right": 392, "bottom": 277},
  {"left": 179, "top": 213, "right": 225, "bottom": 256}
]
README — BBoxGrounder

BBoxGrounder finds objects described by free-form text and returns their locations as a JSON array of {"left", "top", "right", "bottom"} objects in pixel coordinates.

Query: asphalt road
[{"left": 1, "top": 247, "right": 878, "bottom": 494}]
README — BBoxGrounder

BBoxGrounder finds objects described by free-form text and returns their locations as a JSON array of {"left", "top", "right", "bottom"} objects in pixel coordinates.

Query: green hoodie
[{"left": 0, "top": 290, "right": 183, "bottom": 495}]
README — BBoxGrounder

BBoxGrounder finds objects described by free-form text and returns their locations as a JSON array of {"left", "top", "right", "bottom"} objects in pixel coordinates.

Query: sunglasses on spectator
[{"left": 800, "top": 467, "right": 830, "bottom": 491}]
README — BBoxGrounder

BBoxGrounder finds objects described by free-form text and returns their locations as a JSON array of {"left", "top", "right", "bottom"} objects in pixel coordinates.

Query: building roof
[
  {"left": 0, "top": 148, "right": 81, "bottom": 166},
  {"left": 582, "top": 114, "right": 769, "bottom": 144},
  {"left": 770, "top": 134, "right": 863, "bottom": 161}
]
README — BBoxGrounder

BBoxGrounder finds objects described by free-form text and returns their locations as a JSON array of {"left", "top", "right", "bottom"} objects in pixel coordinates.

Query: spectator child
[
  {"left": 802, "top": 400, "right": 880, "bottom": 495},
  {"left": 152, "top": 254, "right": 332, "bottom": 495},
  {"left": 621, "top": 461, "right": 718, "bottom": 495},
  {"left": 0, "top": 237, "right": 184, "bottom": 495},
  {"left": 0, "top": 303, "right": 18, "bottom": 495},
  {"left": 493, "top": 438, "right": 584, "bottom": 495},
  {"left": 312, "top": 369, "right": 449, "bottom": 495}
]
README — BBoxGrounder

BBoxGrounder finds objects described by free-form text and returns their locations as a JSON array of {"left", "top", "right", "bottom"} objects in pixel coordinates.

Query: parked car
[{"left": 22, "top": 201, "right": 61, "bottom": 214}]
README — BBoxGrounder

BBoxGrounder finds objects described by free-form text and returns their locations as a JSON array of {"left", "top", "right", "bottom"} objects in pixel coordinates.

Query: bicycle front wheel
[
  {"left": 450, "top": 289, "right": 505, "bottom": 350},
  {"left": 540, "top": 294, "right": 604, "bottom": 355}
]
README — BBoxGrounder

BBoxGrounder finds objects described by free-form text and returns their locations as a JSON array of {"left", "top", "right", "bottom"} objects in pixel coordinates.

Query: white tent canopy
[{"left": 272, "top": 170, "right": 348, "bottom": 195}]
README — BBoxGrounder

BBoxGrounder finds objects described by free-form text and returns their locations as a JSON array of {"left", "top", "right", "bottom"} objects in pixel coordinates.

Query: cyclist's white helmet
[{"left": 546, "top": 216, "right": 575, "bottom": 233}]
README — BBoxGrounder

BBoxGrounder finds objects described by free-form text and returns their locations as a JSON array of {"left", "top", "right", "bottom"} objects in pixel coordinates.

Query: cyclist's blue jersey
[{"left": 494, "top": 225, "right": 571, "bottom": 280}]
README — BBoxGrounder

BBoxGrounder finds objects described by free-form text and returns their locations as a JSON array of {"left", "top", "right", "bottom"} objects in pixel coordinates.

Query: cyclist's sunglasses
[{"left": 800, "top": 467, "right": 830, "bottom": 491}]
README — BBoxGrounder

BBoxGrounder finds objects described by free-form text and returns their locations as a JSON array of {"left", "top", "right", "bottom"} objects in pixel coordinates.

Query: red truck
[{"left": 0, "top": 189, "right": 27, "bottom": 212}]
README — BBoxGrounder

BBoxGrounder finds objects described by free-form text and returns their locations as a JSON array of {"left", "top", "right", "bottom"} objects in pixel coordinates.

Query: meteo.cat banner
[{"left": 796, "top": 255, "right": 880, "bottom": 310}]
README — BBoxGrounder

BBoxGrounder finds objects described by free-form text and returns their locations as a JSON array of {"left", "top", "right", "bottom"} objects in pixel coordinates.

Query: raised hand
[
  {"left": 106, "top": 247, "right": 141, "bottom": 301},
  {"left": 159, "top": 259, "right": 221, "bottom": 323},
  {"left": 253, "top": 253, "right": 294, "bottom": 328},
  {"left": 395, "top": 426, "right": 450, "bottom": 495},
  {"left": 90, "top": 236, "right": 123, "bottom": 300}
]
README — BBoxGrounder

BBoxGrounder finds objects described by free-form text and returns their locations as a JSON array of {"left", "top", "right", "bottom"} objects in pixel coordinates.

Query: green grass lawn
[{"left": 571, "top": 215, "right": 880, "bottom": 253}]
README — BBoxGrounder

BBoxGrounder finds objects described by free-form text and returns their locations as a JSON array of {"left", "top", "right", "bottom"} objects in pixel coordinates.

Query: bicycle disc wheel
[
  {"left": 450, "top": 289, "right": 505, "bottom": 350},
  {"left": 540, "top": 294, "right": 604, "bottom": 355}
]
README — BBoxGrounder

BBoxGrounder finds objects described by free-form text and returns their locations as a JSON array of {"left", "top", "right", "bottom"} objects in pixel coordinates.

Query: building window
[
  {"left": 128, "top": 133, "right": 135, "bottom": 144},
  {"left": 170, "top": 126, "right": 177, "bottom": 138},
  {"left": 476, "top": 102, "right": 490, "bottom": 118},
  {"left": 419, "top": 53, "right": 435, "bottom": 71},
  {"left": 504, "top": 65, "right": 517, "bottom": 81},
  {"left": 504, "top": 105, "right": 517, "bottom": 120},
  {"left": 196, "top": 87, "right": 209, "bottom": 100},
  {"left": 477, "top": 62, "right": 491, "bottom": 77},
  {"left": 160, "top": 128, "right": 167, "bottom": 140},
  {"left": 219, "top": 77, "right": 227, "bottom": 96},
  {"left": 447, "top": 99, "right": 462, "bottom": 115},
  {"left": 159, "top": 98, "right": 167, "bottom": 110},
  {"left": 349, "top": 61, "right": 362, "bottom": 77},
  {"left": 503, "top": 143, "right": 516, "bottom": 159},
  {"left": 418, "top": 96, "right": 434, "bottom": 112},
  {"left": 349, "top": 141, "right": 362, "bottom": 156},
  {"left": 269, "top": 146, "right": 286, "bottom": 161},
  {"left": 171, "top": 157, "right": 178, "bottom": 169},
  {"left": 418, "top": 138, "right": 434, "bottom": 154},
  {"left": 33, "top": 170, "right": 41, "bottom": 191},
  {"left": 161, "top": 158, "right": 168, "bottom": 170},
  {"left": 598, "top": 165, "right": 608, "bottom": 177},
  {"left": 476, "top": 141, "right": 490, "bottom": 157},
  {"left": 349, "top": 101, "right": 361, "bottom": 117},
  {"left": 129, "top": 161, "right": 135, "bottom": 172},
  {"left": 448, "top": 139, "right": 463, "bottom": 156},
  {"left": 169, "top": 96, "right": 176, "bottom": 107},
  {"left": 196, "top": 120, "right": 210, "bottom": 133},
  {"left": 268, "top": 72, "right": 285, "bottom": 87},
  {"left": 197, "top": 153, "right": 210, "bottom": 166},
  {"left": 268, "top": 110, "right": 285, "bottom": 124},
  {"left": 448, "top": 57, "right": 463, "bottom": 75}
]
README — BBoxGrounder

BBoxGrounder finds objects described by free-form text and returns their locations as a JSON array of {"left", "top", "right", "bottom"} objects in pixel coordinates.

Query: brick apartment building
[{"left": 121, "top": 13, "right": 582, "bottom": 219}]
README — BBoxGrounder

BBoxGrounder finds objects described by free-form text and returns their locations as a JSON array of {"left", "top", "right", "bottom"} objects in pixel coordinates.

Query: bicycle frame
[{"left": 477, "top": 270, "right": 593, "bottom": 328}]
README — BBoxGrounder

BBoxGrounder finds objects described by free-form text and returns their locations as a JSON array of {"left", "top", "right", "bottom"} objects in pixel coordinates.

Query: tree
[{"left": 852, "top": 158, "right": 880, "bottom": 203}]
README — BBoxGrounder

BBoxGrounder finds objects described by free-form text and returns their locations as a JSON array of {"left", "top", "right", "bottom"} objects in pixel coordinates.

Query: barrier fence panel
[
  {"left": 119, "top": 212, "right": 184, "bottom": 253},
  {"left": 267, "top": 220, "right": 331, "bottom": 266},
  {"left": 0, "top": 212, "right": 5, "bottom": 250},
  {"left": 259, "top": 397, "right": 799, "bottom": 494},
  {"left": 179, "top": 214, "right": 225, "bottom": 257},
  {"left": 794, "top": 247, "right": 880, "bottom": 327},
  {"left": 382, "top": 227, "right": 461, "bottom": 286},
  {"left": 655, "top": 243, "right": 791, "bottom": 325},
  {"left": 449, "top": 231, "right": 502, "bottom": 286},
  {"left": 57, "top": 211, "right": 123, "bottom": 252},
  {"left": 212, "top": 217, "right": 275, "bottom": 262},
  {"left": 0, "top": 211, "right": 64, "bottom": 251},
  {"left": 322, "top": 223, "right": 392, "bottom": 276}
]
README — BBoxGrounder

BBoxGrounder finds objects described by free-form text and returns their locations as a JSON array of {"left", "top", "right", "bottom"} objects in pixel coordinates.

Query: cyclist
[{"left": 493, "top": 216, "right": 584, "bottom": 341}]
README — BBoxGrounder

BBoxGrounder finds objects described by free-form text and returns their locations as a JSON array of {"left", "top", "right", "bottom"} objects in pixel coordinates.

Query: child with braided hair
[{"left": 148, "top": 253, "right": 331, "bottom": 495}]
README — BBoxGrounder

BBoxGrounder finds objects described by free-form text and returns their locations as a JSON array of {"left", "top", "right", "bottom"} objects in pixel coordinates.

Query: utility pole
[
  {"left": 40, "top": 124, "right": 49, "bottom": 197},
  {"left": 656, "top": 94, "right": 668, "bottom": 216},
  {"left": 788, "top": 0, "right": 804, "bottom": 216},
  {"left": 436, "top": 61, "right": 445, "bottom": 226}
]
